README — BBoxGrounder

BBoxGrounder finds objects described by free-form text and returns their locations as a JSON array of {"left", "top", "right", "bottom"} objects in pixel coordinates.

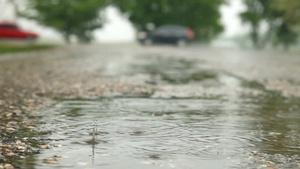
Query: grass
[{"left": 0, "top": 43, "right": 55, "bottom": 54}]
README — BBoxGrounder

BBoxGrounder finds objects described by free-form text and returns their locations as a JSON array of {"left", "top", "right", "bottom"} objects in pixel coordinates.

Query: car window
[
  {"left": 157, "top": 26, "right": 186, "bottom": 35},
  {"left": 157, "top": 27, "right": 171, "bottom": 34},
  {"left": 171, "top": 26, "right": 185, "bottom": 34},
  {"left": 0, "top": 25, "right": 18, "bottom": 29}
]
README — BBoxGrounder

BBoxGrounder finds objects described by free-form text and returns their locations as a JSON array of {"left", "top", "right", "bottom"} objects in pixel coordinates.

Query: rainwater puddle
[{"left": 29, "top": 97, "right": 300, "bottom": 169}]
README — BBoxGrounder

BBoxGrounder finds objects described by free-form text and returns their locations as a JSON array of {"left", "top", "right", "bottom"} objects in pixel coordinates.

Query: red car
[{"left": 0, "top": 22, "right": 38, "bottom": 40}]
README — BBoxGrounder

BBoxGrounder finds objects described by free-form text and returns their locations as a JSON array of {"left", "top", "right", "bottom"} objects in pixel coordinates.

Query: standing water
[
  {"left": 18, "top": 96, "right": 300, "bottom": 169},
  {"left": 11, "top": 51, "right": 300, "bottom": 169}
]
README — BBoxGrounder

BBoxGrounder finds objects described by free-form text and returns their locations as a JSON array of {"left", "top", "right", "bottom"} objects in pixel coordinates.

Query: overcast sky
[
  {"left": 0, "top": 0, "right": 249, "bottom": 42},
  {"left": 220, "top": 0, "right": 248, "bottom": 37}
]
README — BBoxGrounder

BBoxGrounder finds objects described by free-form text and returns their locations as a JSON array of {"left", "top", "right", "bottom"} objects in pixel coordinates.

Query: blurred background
[
  {"left": 1, "top": 1, "right": 300, "bottom": 168},
  {"left": 0, "top": 0, "right": 299, "bottom": 50}
]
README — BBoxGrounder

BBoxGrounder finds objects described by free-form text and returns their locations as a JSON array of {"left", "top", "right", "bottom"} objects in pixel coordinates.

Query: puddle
[
  {"left": 8, "top": 53, "right": 300, "bottom": 169},
  {"left": 129, "top": 56, "right": 219, "bottom": 85},
  {"left": 96, "top": 54, "right": 280, "bottom": 99},
  {"left": 98, "top": 55, "right": 220, "bottom": 86},
  {"left": 15, "top": 97, "right": 300, "bottom": 169}
]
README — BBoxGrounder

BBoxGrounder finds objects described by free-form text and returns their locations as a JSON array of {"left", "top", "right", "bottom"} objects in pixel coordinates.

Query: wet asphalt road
[
  {"left": 1, "top": 44, "right": 300, "bottom": 99},
  {"left": 0, "top": 44, "right": 300, "bottom": 169}
]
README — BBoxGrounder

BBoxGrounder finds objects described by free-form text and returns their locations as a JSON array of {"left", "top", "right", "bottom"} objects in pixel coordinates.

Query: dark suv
[{"left": 138, "top": 25, "right": 195, "bottom": 46}]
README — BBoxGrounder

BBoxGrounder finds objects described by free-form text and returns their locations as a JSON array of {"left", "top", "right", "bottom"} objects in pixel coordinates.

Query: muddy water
[{"left": 19, "top": 96, "right": 299, "bottom": 169}]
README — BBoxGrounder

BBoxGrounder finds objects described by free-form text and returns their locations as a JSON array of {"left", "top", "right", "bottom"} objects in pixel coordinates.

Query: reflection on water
[{"left": 29, "top": 96, "right": 300, "bottom": 169}]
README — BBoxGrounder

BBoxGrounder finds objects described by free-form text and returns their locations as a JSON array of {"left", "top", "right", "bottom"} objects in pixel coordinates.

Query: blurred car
[
  {"left": 0, "top": 22, "right": 38, "bottom": 40},
  {"left": 138, "top": 25, "right": 195, "bottom": 46}
]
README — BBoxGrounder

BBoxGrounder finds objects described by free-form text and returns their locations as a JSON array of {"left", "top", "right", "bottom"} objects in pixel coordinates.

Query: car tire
[
  {"left": 144, "top": 39, "right": 153, "bottom": 46},
  {"left": 176, "top": 39, "right": 187, "bottom": 47}
]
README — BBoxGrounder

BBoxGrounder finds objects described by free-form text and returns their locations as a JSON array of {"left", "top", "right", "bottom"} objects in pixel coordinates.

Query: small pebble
[
  {"left": 17, "top": 146, "right": 25, "bottom": 150},
  {"left": 1, "top": 145, "right": 12, "bottom": 149},
  {"left": 0, "top": 154, "right": 6, "bottom": 162},
  {"left": 19, "top": 156, "right": 25, "bottom": 159},
  {"left": 40, "top": 145, "right": 51, "bottom": 149},
  {"left": 53, "top": 155, "right": 62, "bottom": 158},
  {"left": 4, "top": 164, "right": 14, "bottom": 169},
  {"left": 43, "top": 158, "right": 58, "bottom": 164},
  {"left": 6, "top": 128, "right": 15, "bottom": 133},
  {"left": 154, "top": 112, "right": 164, "bottom": 116},
  {"left": 53, "top": 144, "right": 62, "bottom": 147},
  {"left": 27, "top": 126, "right": 35, "bottom": 131},
  {"left": 5, "top": 152, "right": 14, "bottom": 157},
  {"left": 22, "top": 137, "right": 28, "bottom": 141},
  {"left": 267, "top": 161, "right": 275, "bottom": 164}
]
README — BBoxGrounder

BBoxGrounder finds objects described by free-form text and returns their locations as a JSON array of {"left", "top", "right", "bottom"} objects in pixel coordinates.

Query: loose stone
[
  {"left": 0, "top": 154, "right": 6, "bottom": 162},
  {"left": 43, "top": 158, "right": 58, "bottom": 164}
]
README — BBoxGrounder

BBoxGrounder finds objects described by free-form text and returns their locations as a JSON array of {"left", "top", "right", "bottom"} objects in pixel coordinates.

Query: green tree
[
  {"left": 112, "top": 0, "right": 225, "bottom": 42},
  {"left": 240, "top": 0, "right": 299, "bottom": 49},
  {"left": 272, "top": 0, "right": 300, "bottom": 50},
  {"left": 24, "top": 0, "right": 107, "bottom": 43},
  {"left": 274, "top": 0, "right": 300, "bottom": 32},
  {"left": 274, "top": 23, "right": 298, "bottom": 50},
  {"left": 275, "top": 0, "right": 300, "bottom": 22},
  {"left": 240, "top": 0, "right": 275, "bottom": 48}
]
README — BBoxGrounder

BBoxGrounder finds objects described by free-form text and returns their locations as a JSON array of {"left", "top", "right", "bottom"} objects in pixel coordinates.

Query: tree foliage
[
  {"left": 273, "top": 0, "right": 300, "bottom": 50},
  {"left": 273, "top": 0, "right": 300, "bottom": 32},
  {"left": 24, "top": 0, "right": 107, "bottom": 43},
  {"left": 112, "top": 0, "right": 225, "bottom": 42},
  {"left": 240, "top": 0, "right": 299, "bottom": 49}
]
